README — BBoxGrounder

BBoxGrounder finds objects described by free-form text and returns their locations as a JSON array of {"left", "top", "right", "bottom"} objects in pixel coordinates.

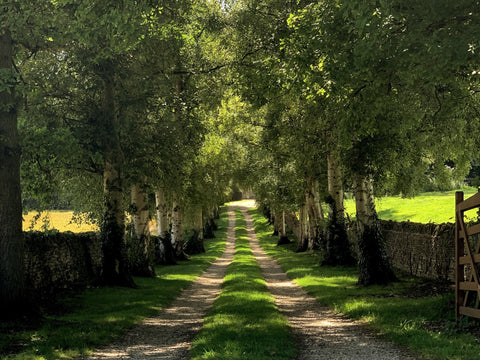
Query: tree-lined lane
[{"left": 242, "top": 207, "right": 419, "bottom": 360}]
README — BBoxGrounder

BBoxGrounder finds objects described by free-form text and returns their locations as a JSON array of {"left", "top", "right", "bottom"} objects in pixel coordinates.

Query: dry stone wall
[
  {"left": 380, "top": 220, "right": 455, "bottom": 282},
  {"left": 23, "top": 217, "right": 457, "bottom": 298},
  {"left": 24, "top": 231, "right": 102, "bottom": 296}
]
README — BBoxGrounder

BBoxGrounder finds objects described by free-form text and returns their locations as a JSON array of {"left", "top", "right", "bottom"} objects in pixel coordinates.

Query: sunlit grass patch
[
  {"left": 249, "top": 206, "right": 480, "bottom": 360},
  {"left": 190, "top": 210, "right": 296, "bottom": 360},
  {"left": 1, "top": 208, "right": 229, "bottom": 360},
  {"left": 345, "top": 187, "right": 477, "bottom": 224}
]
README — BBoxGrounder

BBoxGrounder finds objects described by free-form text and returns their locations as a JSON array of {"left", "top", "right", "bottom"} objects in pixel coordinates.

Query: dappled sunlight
[
  {"left": 4, "top": 208, "right": 232, "bottom": 360},
  {"left": 295, "top": 274, "right": 357, "bottom": 288},
  {"left": 243, "top": 208, "right": 420, "bottom": 359},
  {"left": 85, "top": 208, "right": 237, "bottom": 359}
]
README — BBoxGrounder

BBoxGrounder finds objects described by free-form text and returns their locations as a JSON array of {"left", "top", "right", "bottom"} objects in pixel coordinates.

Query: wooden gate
[{"left": 455, "top": 191, "right": 480, "bottom": 320}]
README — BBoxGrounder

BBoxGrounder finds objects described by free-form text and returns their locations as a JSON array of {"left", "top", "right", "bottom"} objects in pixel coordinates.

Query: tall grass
[
  {"left": 1, "top": 208, "right": 229, "bottom": 360},
  {"left": 249, "top": 207, "right": 480, "bottom": 360},
  {"left": 190, "top": 210, "right": 296, "bottom": 360}
]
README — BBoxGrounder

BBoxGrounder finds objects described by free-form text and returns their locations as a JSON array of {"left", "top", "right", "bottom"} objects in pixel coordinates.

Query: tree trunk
[
  {"left": 0, "top": 30, "right": 27, "bottom": 317},
  {"left": 277, "top": 211, "right": 291, "bottom": 245},
  {"left": 296, "top": 204, "right": 309, "bottom": 252},
  {"left": 305, "top": 177, "right": 324, "bottom": 250},
  {"left": 323, "top": 151, "right": 355, "bottom": 266},
  {"left": 354, "top": 173, "right": 397, "bottom": 285},
  {"left": 272, "top": 210, "right": 280, "bottom": 236},
  {"left": 186, "top": 207, "right": 205, "bottom": 255},
  {"left": 203, "top": 207, "right": 216, "bottom": 239},
  {"left": 129, "top": 184, "right": 155, "bottom": 277},
  {"left": 196, "top": 208, "right": 204, "bottom": 248},
  {"left": 154, "top": 187, "right": 176, "bottom": 264},
  {"left": 285, "top": 211, "right": 301, "bottom": 241},
  {"left": 99, "top": 68, "right": 135, "bottom": 287},
  {"left": 155, "top": 187, "right": 169, "bottom": 239},
  {"left": 171, "top": 193, "right": 186, "bottom": 260}
]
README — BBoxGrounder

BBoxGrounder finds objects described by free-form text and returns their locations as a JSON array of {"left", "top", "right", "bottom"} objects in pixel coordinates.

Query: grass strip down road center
[{"left": 190, "top": 209, "right": 296, "bottom": 360}]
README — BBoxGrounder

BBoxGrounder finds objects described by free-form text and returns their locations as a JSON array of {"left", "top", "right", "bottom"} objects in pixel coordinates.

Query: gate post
[{"left": 455, "top": 191, "right": 464, "bottom": 321}]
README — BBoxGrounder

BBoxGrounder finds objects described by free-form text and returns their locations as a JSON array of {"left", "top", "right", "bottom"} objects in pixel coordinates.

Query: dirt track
[{"left": 86, "top": 203, "right": 419, "bottom": 359}]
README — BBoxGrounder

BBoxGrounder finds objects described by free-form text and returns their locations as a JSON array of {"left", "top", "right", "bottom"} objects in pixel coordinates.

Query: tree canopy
[{"left": 2, "top": 0, "right": 480, "bottom": 313}]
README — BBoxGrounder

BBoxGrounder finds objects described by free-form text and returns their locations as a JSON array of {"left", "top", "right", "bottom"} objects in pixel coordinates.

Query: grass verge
[
  {"left": 190, "top": 210, "right": 296, "bottom": 360},
  {"left": 249, "top": 207, "right": 480, "bottom": 360},
  {"left": 1, "top": 207, "right": 228, "bottom": 360}
]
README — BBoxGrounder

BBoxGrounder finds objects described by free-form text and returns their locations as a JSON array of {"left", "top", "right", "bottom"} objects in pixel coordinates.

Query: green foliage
[
  {"left": 249, "top": 206, "right": 480, "bottom": 360},
  {"left": 190, "top": 210, "right": 296, "bottom": 360},
  {"left": 0, "top": 207, "right": 229, "bottom": 360}
]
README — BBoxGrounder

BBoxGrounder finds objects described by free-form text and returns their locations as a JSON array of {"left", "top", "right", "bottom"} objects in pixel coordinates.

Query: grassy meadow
[
  {"left": 344, "top": 187, "right": 478, "bottom": 224},
  {"left": 22, "top": 187, "right": 478, "bottom": 235},
  {"left": 22, "top": 211, "right": 99, "bottom": 232}
]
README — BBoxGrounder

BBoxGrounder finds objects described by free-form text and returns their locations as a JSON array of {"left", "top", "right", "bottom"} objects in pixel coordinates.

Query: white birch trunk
[
  {"left": 297, "top": 204, "right": 309, "bottom": 252},
  {"left": 195, "top": 208, "right": 204, "bottom": 243},
  {"left": 129, "top": 183, "right": 154, "bottom": 277},
  {"left": 155, "top": 187, "right": 169, "bottom": 239},
  {"left": 353, "top": 173, "right": 397, "bottom": 285},
  {"left": 277, "top": 210, "right": 290, "bottom": 245},
  {"left": 327, "top": 151, "right": 345, "bottom": 220},
  {"left": 171, "top": 193, "right": 184, "bottom": 258}
]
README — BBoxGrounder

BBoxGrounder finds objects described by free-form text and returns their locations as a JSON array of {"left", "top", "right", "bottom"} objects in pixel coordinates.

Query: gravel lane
[{"left": 241, "top": 208, "right": 421, "bottom": 360}]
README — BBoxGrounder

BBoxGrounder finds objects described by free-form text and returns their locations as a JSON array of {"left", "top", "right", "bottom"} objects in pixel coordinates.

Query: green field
[{"left": 345, "top": 187, "right": 478, "bottom": 224}]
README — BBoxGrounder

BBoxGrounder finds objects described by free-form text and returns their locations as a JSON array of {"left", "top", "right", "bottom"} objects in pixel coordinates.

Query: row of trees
[
  {"left": 0, "top": 0, "right": 240, "bottom": 317},
  {"left": 225, "top": 0, "right": 480, "bottom": 284},
  {"left": 1, "top": 0, "right": 480, "bottom": 316}
]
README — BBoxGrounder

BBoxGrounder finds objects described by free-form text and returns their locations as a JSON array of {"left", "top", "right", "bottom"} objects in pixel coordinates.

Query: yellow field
[
  {"left": 22, "top": 211, "right": 159, "bottom": 234},
  {"left": 22, "top": 211, "right": 99, "bottom": 232}
]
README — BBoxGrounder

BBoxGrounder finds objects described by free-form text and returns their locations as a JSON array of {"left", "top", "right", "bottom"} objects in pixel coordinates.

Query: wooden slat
[
  {"left": 460, "top": 223, "right": 480, "bottom": 239},
  {"left": 459, "top": 282, "right": 480, "bottom": 291},
  {"left": 457, "top": 192, "right": 480, "bottom": 212},
  {"left": 459, "top": 306, "right": 480, "bottom": 319},
  {"left": 459, "top": 253, "right": 480, "bottom": 265},
  {"left": 468, "top": 223, "right": 480, "bottom": 236}
]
